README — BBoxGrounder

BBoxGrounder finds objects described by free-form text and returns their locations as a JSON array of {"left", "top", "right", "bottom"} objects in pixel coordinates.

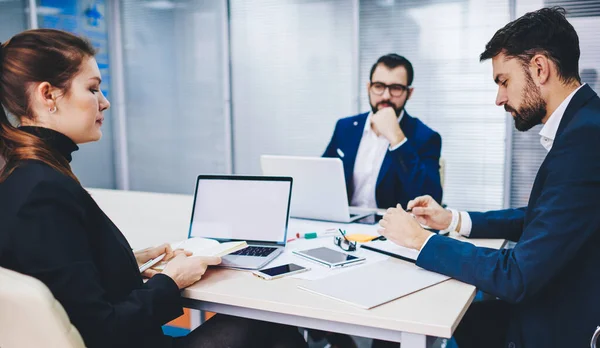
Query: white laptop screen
[{"left": 188, "top": 177, "right": 291, "bottom": 244}]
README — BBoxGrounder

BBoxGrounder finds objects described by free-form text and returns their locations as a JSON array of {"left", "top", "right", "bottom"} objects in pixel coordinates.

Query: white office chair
[
  {"left": 0, "top": 266, "right": 86, "bottom": 348},
  {"left": 591, "top": 326, "right": 600, "bottom": 348}
]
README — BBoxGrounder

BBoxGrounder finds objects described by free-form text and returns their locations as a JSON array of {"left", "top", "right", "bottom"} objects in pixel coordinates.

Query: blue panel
[{"left": 162, "top": 326, "right": 191, "bottom": 338}]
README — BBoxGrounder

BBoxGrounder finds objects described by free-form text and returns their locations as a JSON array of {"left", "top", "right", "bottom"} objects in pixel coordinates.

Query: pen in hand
[
  {"left": 139, "top": 254, "right": 165, "bottom": 273},
  {"left": 373, "top": 207, "right": 412, "bottom": 242},
  {"left": 138, "top": 241, "right": 183, "bottom": 273}
]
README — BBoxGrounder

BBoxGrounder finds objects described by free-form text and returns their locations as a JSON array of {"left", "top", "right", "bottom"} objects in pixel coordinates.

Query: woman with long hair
[{"left": 0, "top": 29, "right": 305, "bottom": 348}]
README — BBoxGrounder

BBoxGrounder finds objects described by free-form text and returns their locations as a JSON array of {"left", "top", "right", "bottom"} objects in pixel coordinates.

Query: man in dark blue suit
[
  {"left": 323, "top": 54, "right": 442, "bottom": 209},
  {"left": 379, "top": 7, "right": 600, "bottom": 348}
]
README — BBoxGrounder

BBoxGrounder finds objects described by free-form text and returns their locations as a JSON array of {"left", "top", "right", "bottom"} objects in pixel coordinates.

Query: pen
[
  {"left": 138, "top": 241, "right": 183, "bottom": 273},
  {"left": 139, "top": 253, "right": 165, "bottom": 273},
  {"left": 379, "top": 208, "right": 411, "bottom": 214}
]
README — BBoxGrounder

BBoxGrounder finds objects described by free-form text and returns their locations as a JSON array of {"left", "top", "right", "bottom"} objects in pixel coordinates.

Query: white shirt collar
[
  {"left": 363, "top": 109, "right": 405, "bottom": 135},
  {"left": 539, "top": 84, "right": 585, "bottom": 152}
]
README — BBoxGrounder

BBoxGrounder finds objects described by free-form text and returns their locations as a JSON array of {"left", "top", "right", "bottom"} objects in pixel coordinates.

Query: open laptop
[
  {"left": 260, "top": 155, "right": 373, "bottom": 223},
  {"left": 188, "top": 175, "right": 293, "bottom": 270}
]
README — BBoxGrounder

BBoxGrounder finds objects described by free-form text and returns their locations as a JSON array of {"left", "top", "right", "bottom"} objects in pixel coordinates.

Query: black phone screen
[{"left": 260, "top": 263, "right": 305, "bottom": 276}]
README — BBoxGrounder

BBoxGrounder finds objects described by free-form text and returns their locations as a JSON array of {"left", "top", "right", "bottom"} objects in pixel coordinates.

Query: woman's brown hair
[{"left": 0, "top": 29, "right": 96, "bottom": 183}]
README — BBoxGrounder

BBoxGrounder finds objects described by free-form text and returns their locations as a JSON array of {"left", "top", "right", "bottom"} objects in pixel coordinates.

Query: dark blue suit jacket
[
  {"left": 417, "top": 84, "right": 600, "bottom": 348},
  {"left": 322, "top": 112, "right": 442, "bottom": 209}
]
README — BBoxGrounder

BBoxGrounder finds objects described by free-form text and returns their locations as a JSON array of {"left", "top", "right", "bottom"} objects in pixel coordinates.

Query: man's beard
[
  {"left": 506, "top": 72, "right": 547, "bottom": 132},
  {"left": 370, "top": 99, "right": 406, "bottom": 117}
]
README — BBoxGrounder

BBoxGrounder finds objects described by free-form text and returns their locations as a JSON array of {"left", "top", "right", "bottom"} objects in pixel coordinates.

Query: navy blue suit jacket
[
  {"left": 417, "top": 84, "right": 600, "bottom": 348},
  {"left": 322, "top": 112, "right": 442, "bottom": 209}
]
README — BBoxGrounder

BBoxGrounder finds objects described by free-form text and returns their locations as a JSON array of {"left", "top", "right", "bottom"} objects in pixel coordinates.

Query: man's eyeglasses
[
  {"left": 333, "top": 229, "right": 357, "bottom": 252},
  {"left": 370, "top": 82, "right": 409, "bottom": 97}
]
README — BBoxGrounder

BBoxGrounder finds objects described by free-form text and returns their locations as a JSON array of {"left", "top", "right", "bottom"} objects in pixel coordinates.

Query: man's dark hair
[
  {"left": 480, "top": 7, "right": 581, "bottom": 84},
  {"left": 369, "top": 54, "right": 414, "bottom": 86}
]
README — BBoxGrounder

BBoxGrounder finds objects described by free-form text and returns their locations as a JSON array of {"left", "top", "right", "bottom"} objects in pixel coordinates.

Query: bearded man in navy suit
[{"left": 380, "top": 7, "right": 600, "bottom": 348}]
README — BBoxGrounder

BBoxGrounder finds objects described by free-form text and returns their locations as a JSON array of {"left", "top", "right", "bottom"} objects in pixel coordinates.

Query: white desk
[
  {"left": 88, "top": 188, "right": 193, "bottom": 249},
  {"left": 89, "top": 188, "right": 506, "bottom": 348}
]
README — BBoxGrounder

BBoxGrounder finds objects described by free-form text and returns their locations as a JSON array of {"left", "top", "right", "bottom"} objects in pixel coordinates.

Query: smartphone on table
[{"left": 252, "top": 263, "right": 309, "bottom": 280}]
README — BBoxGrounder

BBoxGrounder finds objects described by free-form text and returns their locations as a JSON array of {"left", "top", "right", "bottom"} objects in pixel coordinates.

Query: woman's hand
[
  {"left": 135, "top": 243, "right": 191, "bottom": 278},
  {"left": 162, "top": 254, "right": 222, "bottom": 289}
]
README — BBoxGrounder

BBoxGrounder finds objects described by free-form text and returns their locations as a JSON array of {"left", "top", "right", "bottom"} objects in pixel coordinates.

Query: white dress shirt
[
  {"left": 416, "top": 84, "right": 586, "bottom": 254},
  {"left": 351, "top": 110, "right": 407, "bottom": 208},
  {"left": 456, "top": 83, "right": 586, "bottom": 237}
]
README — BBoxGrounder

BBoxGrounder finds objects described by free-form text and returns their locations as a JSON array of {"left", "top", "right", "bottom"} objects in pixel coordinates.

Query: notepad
[
  {"left": 345, "top": 233, "right": 379, "bottom": 243},
  {"left": 152, "top": 238, "right": 247, "bottom": 270},
  {"left": 298, "top": 261, "right": 449, "bottom": 309},
  {"left": 361, "top": 239, "right": 419, "bottom": 263}
]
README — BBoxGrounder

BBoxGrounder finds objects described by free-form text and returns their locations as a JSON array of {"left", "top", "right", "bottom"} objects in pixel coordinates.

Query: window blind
[
  {"left": 229, "top": 0, "right": 357, "bottom": 175},
  {"left": 0, "top": 0, "right": 26, "bottom": 42},
  {"left": 120, "top": 0, "right": 228, "bottom": 194},
  {"left": 510, "top": 0, "right": 600, "bottom": 207}
]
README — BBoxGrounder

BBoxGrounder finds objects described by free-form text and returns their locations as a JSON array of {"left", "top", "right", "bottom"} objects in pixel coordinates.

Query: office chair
[
  {"left": 439, "top": 157, "right": 447, "bottom": 208},
  {"left": 592, "top": 326, "right": 600, "bottom": 348},
  {"left": 439, "top": 157, "right": 445, "bottom": 191},
  {"left": 0, "top": 266, "right": 86, "bottom": 348}
]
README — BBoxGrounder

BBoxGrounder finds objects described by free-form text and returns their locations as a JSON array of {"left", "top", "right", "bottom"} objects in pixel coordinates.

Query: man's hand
[
  {"left": 378, "top": 204, "right": 434, "bottom": 251},
  {"left": 371, "top": 107, "right": 406, "bottom": 147},
  {"left": 407, "top": 195, "right": 454, "bottom": 231}
]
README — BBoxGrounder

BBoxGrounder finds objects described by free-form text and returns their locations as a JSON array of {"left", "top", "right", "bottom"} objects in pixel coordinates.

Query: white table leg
[
  {"left": 400, "top": 332, "right": 427, "bottom": 348},
  {"left": 190, "top": 309, "right": 202, "bottom": 330}
]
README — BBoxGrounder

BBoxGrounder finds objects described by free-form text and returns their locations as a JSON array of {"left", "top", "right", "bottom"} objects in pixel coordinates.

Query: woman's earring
[{"left": 49, "top": 106, "right": 57, "bottom": 114}]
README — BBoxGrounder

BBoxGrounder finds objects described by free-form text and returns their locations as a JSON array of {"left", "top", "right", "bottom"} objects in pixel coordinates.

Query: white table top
[
  {"left": 88, "top": 188, "right": 193, "bottom": 249},
  {"left": 180, "top": 237, "right": 503, "bottom": 338},
  {"left": 88, "top": 188, "right": 506, "bottom": 338}
]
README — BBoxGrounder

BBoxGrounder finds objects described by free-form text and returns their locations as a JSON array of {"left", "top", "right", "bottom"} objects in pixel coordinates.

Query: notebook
[
  {"left": 360, "top": 239, "right": 420, "bottom": 263},
  {"left": 298, "top": 261, "right": 449, "bottom": 309},
  {"left": 152, "top": 238, "right": 248, "bottom": 270}
]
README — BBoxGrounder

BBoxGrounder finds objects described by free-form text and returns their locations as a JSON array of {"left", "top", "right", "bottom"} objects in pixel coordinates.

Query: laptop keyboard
[{"left": 230, "top": 246, "right": 277, "bottom": 258}]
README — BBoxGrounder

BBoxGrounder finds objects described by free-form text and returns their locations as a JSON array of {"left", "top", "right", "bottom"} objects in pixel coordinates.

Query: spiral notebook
[{"left": 360, "top": 239, "right": 419, "bottom": 263}]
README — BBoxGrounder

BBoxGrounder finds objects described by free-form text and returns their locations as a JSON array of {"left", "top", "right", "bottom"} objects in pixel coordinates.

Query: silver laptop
[
  {"left": 260, "top": 155, "right": 373, "bottom": 223},
  {"left": 188, "top": 175, "right": 293, "bottom": 270}
]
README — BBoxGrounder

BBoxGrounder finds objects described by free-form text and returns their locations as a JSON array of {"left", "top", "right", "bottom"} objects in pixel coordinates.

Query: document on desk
[
  {"left": 361, "top": 239, "right": 419, "bottom": 263},
  {"left": 298, "top": 260, "right": 450, "bottom": 309}
]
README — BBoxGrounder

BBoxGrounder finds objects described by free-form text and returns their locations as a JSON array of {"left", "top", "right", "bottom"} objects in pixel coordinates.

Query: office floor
[
  {"left": 307, "top": 336, "right": 374, "bottom": 348},
  {"left": 306, "top": 334, "right": 449, "bottom": 348},
  {"left": 165, "top": 325, "right": 451, "bottom": 347}
]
